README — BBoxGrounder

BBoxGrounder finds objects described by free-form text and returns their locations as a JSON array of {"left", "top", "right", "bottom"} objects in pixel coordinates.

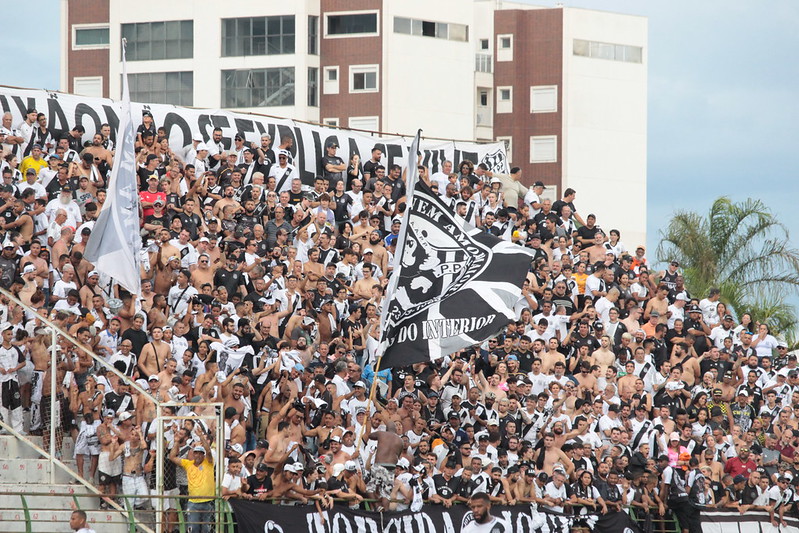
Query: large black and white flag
[
  {"left": 84, "top": 39, "right": 142, "bottom": 296},
  {"left": 379, "top": 135, "right": 532, "bottom": 368}
]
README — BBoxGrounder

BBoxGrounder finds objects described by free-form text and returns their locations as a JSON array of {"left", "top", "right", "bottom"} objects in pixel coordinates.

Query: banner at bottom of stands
[
  {"left": 229, "top": 500, "right": 642, "bottom": 533},
  {"left": 702, "top": 509, "right": 799, "bottom": 533}
]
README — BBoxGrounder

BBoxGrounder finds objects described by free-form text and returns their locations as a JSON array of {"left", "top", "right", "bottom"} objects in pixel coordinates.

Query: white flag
[{"left": 83, "top": 40, "right": 142, "bottom": 296}]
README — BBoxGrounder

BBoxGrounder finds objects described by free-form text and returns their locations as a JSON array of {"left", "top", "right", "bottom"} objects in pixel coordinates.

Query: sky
[{"left": 1, "top": 1, "right": 798, "bottom": 263}]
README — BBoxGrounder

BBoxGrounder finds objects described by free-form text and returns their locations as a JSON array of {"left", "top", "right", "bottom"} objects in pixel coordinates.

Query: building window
[
  {"left": 497, "top": 34, "right": 513, "bottom": 62},
  {"left": 73, "top": 25, "right": 110, "bottom": 49},
  {"left": 573, "top": 39, "right": 643, "bottom": 63},
  {"left": 530, "top": 136, "right": 558, "bottom": 163},
  {"left": 323, "top": 118, "right": 339, "bottom": 127},
  {"left": 121, "top": 21, "right": 193, "bottom": 61},
  {"left": 496, "top": 136, "right": 512, "bottom": 164},
  {"left": 479, "top": 91, "right": 488, "bottom": 107},
  {"left": 326, "top": 12, "right": 378, "bottom": 37},
  {"left": 221, "top": 68, "right": 295, "bottom": 108},
  {"left": 308, "top": 16, "right": 319, "bottom": 54},
  {"left": 323, "top": 66, "right": 339, "bottom": 95},
  {"left": 349, "top": 116, "right": 379, "bottom": 132},
  {"left": 496, "top": 86, "right": 512, "bottom": 113},
  {"left": 350, "top": 65, "right": 378, "bottom": 93},
  {"left": 530, "top": 85, "right": 558, "bottom": 113},
  {"left": 393, "top": 17, "right": 468, "bottom": 42},
  {"left": 480, "top": 38, "right": 489, "bottom": 50},
  {"left": 308, "top": 67, "right": 318, "bottom": 107},
  {"left": 129, "top": 72, "right": 193, "bottom": 106},
  {"left": 221, "top": 16, "right": 295, "bottom": 57},
  {"left": 73, "top": 77, "right": 103, "bottom": 98}
]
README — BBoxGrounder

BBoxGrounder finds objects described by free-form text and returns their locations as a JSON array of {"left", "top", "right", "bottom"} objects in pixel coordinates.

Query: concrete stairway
[{"left": 0, "top": 435, "right": 129, "bottom": 533}]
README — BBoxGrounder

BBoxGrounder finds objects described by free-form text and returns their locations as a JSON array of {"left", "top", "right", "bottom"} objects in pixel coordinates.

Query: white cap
[
  {"left": 193, "top": 445, "right": 206, "bottom": 453},
  {"left": 363, "top": 248, "right": 373, "bottom": 254},
  {"left": 119, "top": 412, "right": 133, "bottom": 422},
  {"left": 196, "top": 142, "right": 208, "bottom": 151},
  {"left": 0, "top": 322, "right": 13, "bottom": 332},
  {"left": 676, "top": 292, "right": 689, "bottom": 302},
  {"left": 22, "top": 264, "right": 36, "bottom": 274},
  {"left": 230, "top": 443, "right": 244, "bottom": 454},
  {"left": 148, "top": 374, "right": 159, "bottom": 382},
  {"left": 354, "top": 381, "right": 366, "bottom": 388},
  {"left": 669, "top": 431, "right": 680, "bottom": 441},
  {"left": 344, "top": 460, "right": 358, "bottom": 472},
  {"left": 397, "top": 458, "right": 410, "bottom": 469}
]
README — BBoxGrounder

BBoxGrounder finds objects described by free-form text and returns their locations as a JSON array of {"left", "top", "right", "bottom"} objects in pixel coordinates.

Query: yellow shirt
[
  {"left": 180, "top": 457, "right": 216, "bottom": 503},
  {"left": 19, "top": 156, "right": 48, "bottom": 178}
]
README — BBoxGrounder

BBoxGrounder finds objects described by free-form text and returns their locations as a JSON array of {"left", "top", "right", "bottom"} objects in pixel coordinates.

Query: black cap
[
  {"left": 533, "top": 180, "right": 545, "bottom": 188},
  {"left": 26, "top": 107, "right": 37, "bottom": 114},
  {"left": 256, "top": 463, "right": 269, "bottom": 472},
  {"left": 61, "top": 184, "right": 72, "bottom": 193},
  {"left": 256, "top": 439, "right": 269, "bottom": 449},
  {"left": 146, "top": 153, "right": 159, "bottom": 163},
  {"left": 142, "top": 110, "right": 153, "bottom": 117},
  {"left": 326, "top": 141, "right": 339, "bottom": 148}
]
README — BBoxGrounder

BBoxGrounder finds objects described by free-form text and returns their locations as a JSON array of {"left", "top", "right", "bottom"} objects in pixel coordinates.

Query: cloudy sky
[{"left": 2, "top": 1, "right": 797, "bottom": 261}]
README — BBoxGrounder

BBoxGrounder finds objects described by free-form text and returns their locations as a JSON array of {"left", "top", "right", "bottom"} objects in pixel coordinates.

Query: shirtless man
[
  {"left": 670, "top": 343, "right": 700, "bottom": 387},
  {"left": 155, "top": 228, "right": 180, "bottom": 269},
  {"left": 120, "top": 421, "right": 150, "bottom": 509},
  {"left": 27, "top": 331, "right": 50, "bottom": 434},
  {"left": 157, "top": 358, "right": 179, "bottom": 395},
  {"left": 353, "top": 263, "right": 377, "bottom": 301},
  {"left": 541, "top": 338, "right": 565, "bottom": 374},
  {"left": 644, "top": 284, "right": 670, "bottom": 322},
  {"left": 574, "top": 362, "right": 601, "bottom": 398},
  {"left": 366, "top": 420, "right": 404, "bottom": 510},
  {"left": 138, "top": 327, "right": 171, "bottom": 377},
  {"left": 535, "top": 432, "right": 574, "bottom": 477},
  {"left": 96, "top": 410, "right": 122, "bottom": 507},
  {"left": 590, "top": 336, "right": 616, "bottom": 374},
  {"left": 136, "top": 375, "right": 165, "bottom": 426},
  {"left": 587, "top": 232, "right": 608, "bottom": 264},
  {"left": 78, "top": 270, "right": 102, "bottom": 308},
  {"left": 153, "top": 254, "right": 181, "bottom": 296},
  {"left": 191, "top": 254, "right": 215, "bottom": 289},
  {"left": 19, "top": 241, "right": 49, "bottom": 290}
]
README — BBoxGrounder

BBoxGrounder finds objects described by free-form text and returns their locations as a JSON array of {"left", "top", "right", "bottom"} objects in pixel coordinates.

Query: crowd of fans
[{"left": 0, "top": 108, "right": 796, "bottom": 533}]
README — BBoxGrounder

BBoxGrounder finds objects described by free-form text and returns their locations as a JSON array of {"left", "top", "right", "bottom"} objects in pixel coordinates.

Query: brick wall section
[
  {"left": 319, "top": 0, "right": 382, "bottom": 129},
  {"left": 67, "top": 0, "right": 110, "bottom": 97},
  {"left": 493, "top": 8, "right": 563, "bottom": 190}
]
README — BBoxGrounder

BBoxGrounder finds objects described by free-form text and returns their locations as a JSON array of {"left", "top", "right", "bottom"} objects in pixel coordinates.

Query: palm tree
[{"left": 657, "top": 197, "right": 799, "bottom": 342}]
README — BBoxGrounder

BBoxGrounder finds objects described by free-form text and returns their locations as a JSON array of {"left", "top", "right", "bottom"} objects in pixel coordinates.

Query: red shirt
[
  {"left": 724, "top": 456, "right": 756, "bottom": 479},
  {"left": 139, "top": 191, "right": 166, "bottom": 218}
]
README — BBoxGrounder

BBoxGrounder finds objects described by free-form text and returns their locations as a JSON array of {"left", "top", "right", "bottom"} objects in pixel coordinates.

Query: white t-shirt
[
  {"left": 222, "top": 472, "right": 242, "bottom": 493},
  {"left": 523, "top": 189, "right": 542, "bottom": 218},
  {"left": 461, "top": 516, "right": 508, "bottom": 533}
]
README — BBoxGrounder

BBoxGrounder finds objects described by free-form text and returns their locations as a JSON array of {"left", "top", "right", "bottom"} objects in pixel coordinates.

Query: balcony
[
  {"left": 475, "top": 53, "right": 492, "bottom": 73},
  {"left": 475, "top": 109, "right": 492, "bottom": 127}
]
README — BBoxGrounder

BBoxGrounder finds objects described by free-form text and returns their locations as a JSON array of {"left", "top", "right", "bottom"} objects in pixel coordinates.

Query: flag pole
[{"left": 358, "top": 129, "right": 421, "bottom": 445}]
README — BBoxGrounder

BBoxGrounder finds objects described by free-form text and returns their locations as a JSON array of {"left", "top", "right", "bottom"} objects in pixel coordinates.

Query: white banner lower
[{"left": 702, "top": 509, "right": 799, "bottom": 533}]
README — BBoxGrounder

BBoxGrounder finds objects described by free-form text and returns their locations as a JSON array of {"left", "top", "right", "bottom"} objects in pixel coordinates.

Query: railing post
[
  {"left": 49, "top": 327, "right": 57, "bottom": 483},
  {"left": 155, "top": 402, "right": 164, "bottom": 533}
]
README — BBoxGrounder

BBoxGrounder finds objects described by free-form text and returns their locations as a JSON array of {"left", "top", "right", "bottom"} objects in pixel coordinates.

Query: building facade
[{"left": 60, "top": 0, "right": 647, "bottom": 245}]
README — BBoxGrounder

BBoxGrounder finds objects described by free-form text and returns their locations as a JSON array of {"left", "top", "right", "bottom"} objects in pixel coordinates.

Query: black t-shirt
[
  {"left": 331, "top": 193, "right": 352, "bottom": 223},
  {"left": 144, "top": 213, "right": 168, "bottom": 235},
  {"left": 213, "top": 268, "right": 245, "bottom": 297},
  {"left": 137, "top": 167, "right": 165, "bottom": 191},
  {"left": 121, "top": 328, "right": 149, "bottom": 358},
  {"left": 322, "top": 155, "right": 346, "bottom": 186},
  {"left": 288, "top": 190, "right": 305, "bottom": 206},
  {"left": 246, "top": 474, "right": 273, "bottom": 496},
  {"left": 432, "top": 474, "right": 460, "bottom": 499},
  {"left": 576, "top": 225, "right": 598, "bottom": 242},
  {"left": 551, "top": 199, "right": 576, "bottom": 218},
  {"left": 177, "top": 212, "right": 202, "bottom": 240}
]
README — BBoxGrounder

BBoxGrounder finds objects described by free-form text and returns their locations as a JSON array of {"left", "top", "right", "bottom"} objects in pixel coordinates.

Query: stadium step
[
  {"left": 0, "top": 434, "right": 76, "bottom": 459},
  {"left": 0, "top": 435, "right": 127, "bottom": 533},
  {"left": 0, "top": 508, "right": 128, "bottom": 533}
]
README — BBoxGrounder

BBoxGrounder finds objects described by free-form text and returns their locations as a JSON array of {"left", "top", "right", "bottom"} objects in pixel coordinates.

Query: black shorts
[{"left": 98, "top": 471, "right": 121, "bottom": 485}]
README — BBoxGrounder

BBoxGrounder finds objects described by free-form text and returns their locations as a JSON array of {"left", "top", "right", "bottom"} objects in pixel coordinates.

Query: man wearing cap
[
  {"left": 268, "top": 149, "right": 298, "bottom": 193},
  {"left": 768, "top": 473, "right": 795, "bottom": 527},
  {"left": 20, "top": 143, "right": 48, "bottom": 177},
  {"left": 139, "top": 171, "right": 167, "bottom": 219},
  {"left": 321, "top": 141, "right": 346, "bottom": 188},
  {"left": 170, "top": 426, "right": 214, "bottom": 533},
  {"left": 45, "top": 184, "right": 82, "bottom": 228}
]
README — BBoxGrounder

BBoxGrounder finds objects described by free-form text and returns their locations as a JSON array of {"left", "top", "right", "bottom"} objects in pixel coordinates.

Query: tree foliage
[{"left": 657, "top": 197, "right": 799, "bottom": 343}]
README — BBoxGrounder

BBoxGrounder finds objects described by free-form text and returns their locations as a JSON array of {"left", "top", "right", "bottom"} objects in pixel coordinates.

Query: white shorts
[
  {"left": 122, "top": 474, "right": 150, "bottom": 508},
  {"left": 163, "top": 487, "right": 179, "bottom": 510},
  {"left": 17, "top": 361, "right": 34, "bottom": 386}
]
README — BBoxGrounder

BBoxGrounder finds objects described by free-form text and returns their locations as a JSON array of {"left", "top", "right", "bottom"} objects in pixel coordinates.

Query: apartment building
[{"left": 60, "top": 0, "right": 647, "bottom": 244}]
